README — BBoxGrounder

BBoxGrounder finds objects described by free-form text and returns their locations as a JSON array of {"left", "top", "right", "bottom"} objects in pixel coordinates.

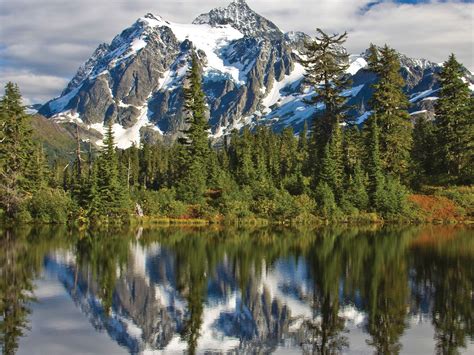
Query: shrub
[
  {"left": 218, "top": 186, "right": 253, "bottom": 218},
  {"left": 136, "top": 188, "right": 178, "bottom": 216},
  {"left": 166, "top": 200, "right": 188, "bottom": 219},
  {"left": 315, "top": 182, "right": 340, "bottom": 218},
  {"left": 375, "top": 176, "right": 409, "bottom": 218},
  {"left": 434, "top": 186, "right": 473, "bottom": 216},
  {"left": 272, "top": 189, "right": 299, "bottom": 221},
  {"left": 294, "top": 194, "right": 317, "bottom": 215},
  {"left": 28, "top": 188, "right": 72, "bottom": 223}
]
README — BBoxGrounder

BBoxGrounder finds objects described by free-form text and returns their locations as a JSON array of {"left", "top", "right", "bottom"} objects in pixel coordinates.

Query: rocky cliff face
[{"left": 39, "top": 0, "right": 474, "bottom": 148}]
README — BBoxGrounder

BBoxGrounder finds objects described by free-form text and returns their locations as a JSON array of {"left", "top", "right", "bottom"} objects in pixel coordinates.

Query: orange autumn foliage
[{"left": 409, "top": 194, "right": 462, "bottom": 222}]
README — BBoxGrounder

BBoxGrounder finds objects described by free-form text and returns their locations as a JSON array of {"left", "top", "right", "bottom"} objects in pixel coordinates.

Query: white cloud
[
  {"left": 0, "top": 69, "right": 69, "bottom": 105},
  {"left": 0, "top": 0, "right": 472, "bottom": 104}
]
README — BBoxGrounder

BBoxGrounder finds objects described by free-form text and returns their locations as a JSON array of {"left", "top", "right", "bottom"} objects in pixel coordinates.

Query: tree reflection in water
[{"left": 0, "top": 225, "right": 472, "bottom": 354}]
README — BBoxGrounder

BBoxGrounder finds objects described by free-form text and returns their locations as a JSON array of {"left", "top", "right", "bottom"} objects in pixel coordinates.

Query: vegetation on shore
[{"left": 0, "top": 31, "right": 472, "bottom": 227}]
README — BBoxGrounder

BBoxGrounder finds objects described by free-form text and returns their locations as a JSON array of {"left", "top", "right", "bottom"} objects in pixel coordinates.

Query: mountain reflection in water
[{"left": 1, "top": 226, "right": 473, "bottom": 354}]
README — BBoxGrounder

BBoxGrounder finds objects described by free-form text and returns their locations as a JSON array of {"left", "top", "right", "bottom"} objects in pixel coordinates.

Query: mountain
[{"left": 38, "top": 0, "right": 474, "bottom": 149}]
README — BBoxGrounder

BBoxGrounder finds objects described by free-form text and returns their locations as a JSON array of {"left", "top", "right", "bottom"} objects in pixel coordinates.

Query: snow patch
[
  {"left": 410, "top": 110, "right": 428, "bottom": 116},
  {"left": 48, "top": 84, "right": 83, "bottom": 114},
  {"left": 139, "top": 14, "right": 245, "bottom": 84},
  {"left": 90, "top": 104, "right": 162, "bottom": 149},
  {"left": 262, "top": 63, "right": 305, "bottom": 110},
  {"left": 410, "top": 89, "right": 438, "bottom": 103},
  {"left": 347, "top": 57, "right": 368, "bottom": 75}
]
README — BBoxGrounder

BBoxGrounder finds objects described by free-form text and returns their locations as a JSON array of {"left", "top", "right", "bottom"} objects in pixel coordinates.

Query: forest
[{"left": 0, "top": 30, "right": 473, "bottom": 226}]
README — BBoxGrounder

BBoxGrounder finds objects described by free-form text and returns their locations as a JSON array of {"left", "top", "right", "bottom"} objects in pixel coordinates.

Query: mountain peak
[{"left": 192, "top": 0, "right": 282, "bottom": 39}]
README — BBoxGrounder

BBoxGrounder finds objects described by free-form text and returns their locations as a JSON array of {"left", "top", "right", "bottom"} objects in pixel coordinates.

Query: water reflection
[{"left": 1, "top": 226, "right": 473, "bottom": 354}]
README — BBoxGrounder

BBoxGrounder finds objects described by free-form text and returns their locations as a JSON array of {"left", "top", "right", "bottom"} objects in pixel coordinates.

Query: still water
[{"left": 1, "top": 225, "right": 473, "bottom": 354}]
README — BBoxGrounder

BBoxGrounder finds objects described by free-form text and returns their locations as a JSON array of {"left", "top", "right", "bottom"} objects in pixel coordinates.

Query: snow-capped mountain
[{"left": 38, "top": 0, "right": 474, "bottom": 149}]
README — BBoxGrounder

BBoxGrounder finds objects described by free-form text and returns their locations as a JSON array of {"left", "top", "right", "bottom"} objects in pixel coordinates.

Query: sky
[{"left": 0, "top": 0, "right": 473, "bottom": 105}]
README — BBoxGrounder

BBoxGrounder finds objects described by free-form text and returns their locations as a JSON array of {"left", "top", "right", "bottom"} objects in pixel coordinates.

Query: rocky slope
[{"left": 38, "top": 0, "right": 474, "bottom": 148}]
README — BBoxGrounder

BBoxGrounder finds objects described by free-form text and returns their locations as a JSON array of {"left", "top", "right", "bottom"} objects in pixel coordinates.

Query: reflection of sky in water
[
  {"left": 15, "top": 239, "right": 474, "bottom": 355},
  {"left": 18, "top": 270, "right": 126, "bottom": 355}
]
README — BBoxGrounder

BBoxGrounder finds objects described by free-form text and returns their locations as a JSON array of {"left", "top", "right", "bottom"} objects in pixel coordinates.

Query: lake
[{"left": 1, "top": 225, "right": 473, "bottom": 354}]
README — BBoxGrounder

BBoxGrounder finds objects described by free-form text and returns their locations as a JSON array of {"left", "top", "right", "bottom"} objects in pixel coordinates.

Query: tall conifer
[
  {"left": 300, "top": 29, "right": 350, "bottom": 191},
  {"left": 434, "top": 54, "right": 473, "bottom": 183},
  {"left": 0, "top": 83, "right": 33, "bottom": 216},
  {"left": 178, "top": 52, "right": 211, "bottom": 202},
  {"left": 368, "top": 45, "right": 412, "bottom": 178}
]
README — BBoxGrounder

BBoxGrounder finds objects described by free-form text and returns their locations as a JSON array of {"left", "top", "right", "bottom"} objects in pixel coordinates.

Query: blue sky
[{"left": 0, "top": 0, "right": 473, "bottom": 104}]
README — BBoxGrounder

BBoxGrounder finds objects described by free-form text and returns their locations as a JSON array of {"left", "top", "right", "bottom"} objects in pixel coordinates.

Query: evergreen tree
[
  {"left": 346, "top": 160, "right": 369, "bottom": 210},
  {"left": 298, "top": 120, "right": 310, "bottom": 176},
  {"left": 0, "top": 83, "right": 33, "bottom": 217},
  {"left": 366, "top": 43, "right": 380, "bottom": 73},
  {"left": 434, "top": 54, "right": 473, "bottom": 183},
  {"left": 366, "top": 116, "right": 385, "bottom": 207},
  {"left": 234, "top": 127, "right": 255, "bottom": 186},
  {"left": 177, "top": 52, "right": 211, "bottom": 202},
  {"left": 25, "top": 144, "right": 48, "bottom": 191},
  {"left": 368, "top": 45, "right": 412, "bottom": 178},
  {"left": 411, "top": 115, "right": 436, "bottom": 187},
  {"left": 94, "top": 122, "right": 129, "bottom": 218},
  {"left": 318, "top": 126, "right": 344, "bottom": 199},
  {"left": 300, "top": 29, "right": 350, "bottom": 190}
]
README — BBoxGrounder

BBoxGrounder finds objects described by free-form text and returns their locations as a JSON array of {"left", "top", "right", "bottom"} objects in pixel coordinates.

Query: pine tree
[
  {"left": 346, "top": 160, "right": 369, "bottom": 210},
  {"left": 366, "top": 116, "right": 385, "bottom": 207},
  {"left": 0, "top": 82, "right": 33, "bottom": 217},
  {"left": 434, "top": 54, "right": 473, "bottom": 184},
  {"left": 298, "top": 120, "right": 310, "bottom": 176},
  {"left": 25, "top": 144, "right": 48, "bottom": 191},
  {"left": 234, "top": 127, "right": 255, "bottom": 186},
  {"left": 95, "top": 122, "right": 129, "bottom": 218},
  {"left": 177, "top": 52, "right": 211, "bottom": 202},
  {"left": 300, "top": 29, "right": 350, "bottom": 190},
  {"left": 318, "top": 124, "right": 344, "bottom": 199},
  {"left": 411, "top": 115, "right": 436, "bottom": 187},
  {"left": 366, "top": 43, "right": 380, "bottom": 73},
  {"left": 368, "top": 45, "right": 412, "bottom": 178}
]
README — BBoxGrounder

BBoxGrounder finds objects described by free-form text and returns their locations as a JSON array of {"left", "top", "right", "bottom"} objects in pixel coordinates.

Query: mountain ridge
[{"left": 38, "top": 0, "right": 474, "bottom": 149}]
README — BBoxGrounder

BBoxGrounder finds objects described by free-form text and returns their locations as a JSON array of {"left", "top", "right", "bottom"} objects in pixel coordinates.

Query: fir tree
[
  {"left": 234, "top": 127, "right": 256, "bottom": 186},
  {"left": 318, "top": 124, "right": 344, "bottom": 199},
  {"left": 300, "top": 29, "right": 350, "bottom": 190},
  {"left": 298, "top": 120, "right": 310, "bottom": 176},
  {"left": 0, "top": 83, "right": 33, "bottom": 217},
  {"left": 434, "top": 54, "right": 473, "bottom": 183},
  {"left": 25, "top": 144, "right": 48, "bottom": 191},
  {"left": 177, "top": 52, "right": 211, "bottom": 202},
  {"left": 411, "top": 115, "right": 436, "bottom": 187},
  {"left": 366, "top": 116, "right": 385, "bottom": 207},
  {"left": 346, "top": 160, "right": 369, "bottom": 210},
  {"left": 368, "top": 45, "right": 412, "bottom": 178},
  {"left": 94, "top": 122, "right": 129, "bottom": 218}
]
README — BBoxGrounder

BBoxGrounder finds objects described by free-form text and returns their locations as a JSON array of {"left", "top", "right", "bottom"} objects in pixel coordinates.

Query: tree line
[{"left": 0, "top": 30, "right": 472, "bottom": 224}]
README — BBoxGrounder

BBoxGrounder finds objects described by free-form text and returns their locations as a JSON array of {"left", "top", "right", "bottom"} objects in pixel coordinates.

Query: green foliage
[
  {"left": 92, "top": 122, "right": 130, "bottom": 219},
  {"left": 177, "top": 52, "right": 212, "bottom": 203},
  {"left": 434, "top": 54, "right": 473, "bottom": 184},
  {"left": 272, "top": 189, "right": 299, "bottom": 221},
  {"left": 0, "top": 82, "right": 33, "bottom": 217},
  {"left": 432, "top": 186, "right": 474, "bottom": 216},
  {"left": 218, "top": 185, "right": 253, "bottom": 219},
  {"left": 345, "top": 160, "right": 369, "bottom": 211},
  {"left": 315, "top": 182, "right": 340, "bottom": 218},
  {"left": 301, "top": 29, "right": 350, "bottom": 188},
  {"left": 2, "top": 44, "right": 471, "bottom": 224},
  {"left": 411, "top": 115, "right": 436, "bottom": 187},
  {"left": 28, "top": 188, "right": 72, "bottom": 223},
  {"left": 374, "top": 176, "right": 409, "bottom": 218},
  {"left": 368, "top": 45, "right": 412, "bottom": 179}
]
